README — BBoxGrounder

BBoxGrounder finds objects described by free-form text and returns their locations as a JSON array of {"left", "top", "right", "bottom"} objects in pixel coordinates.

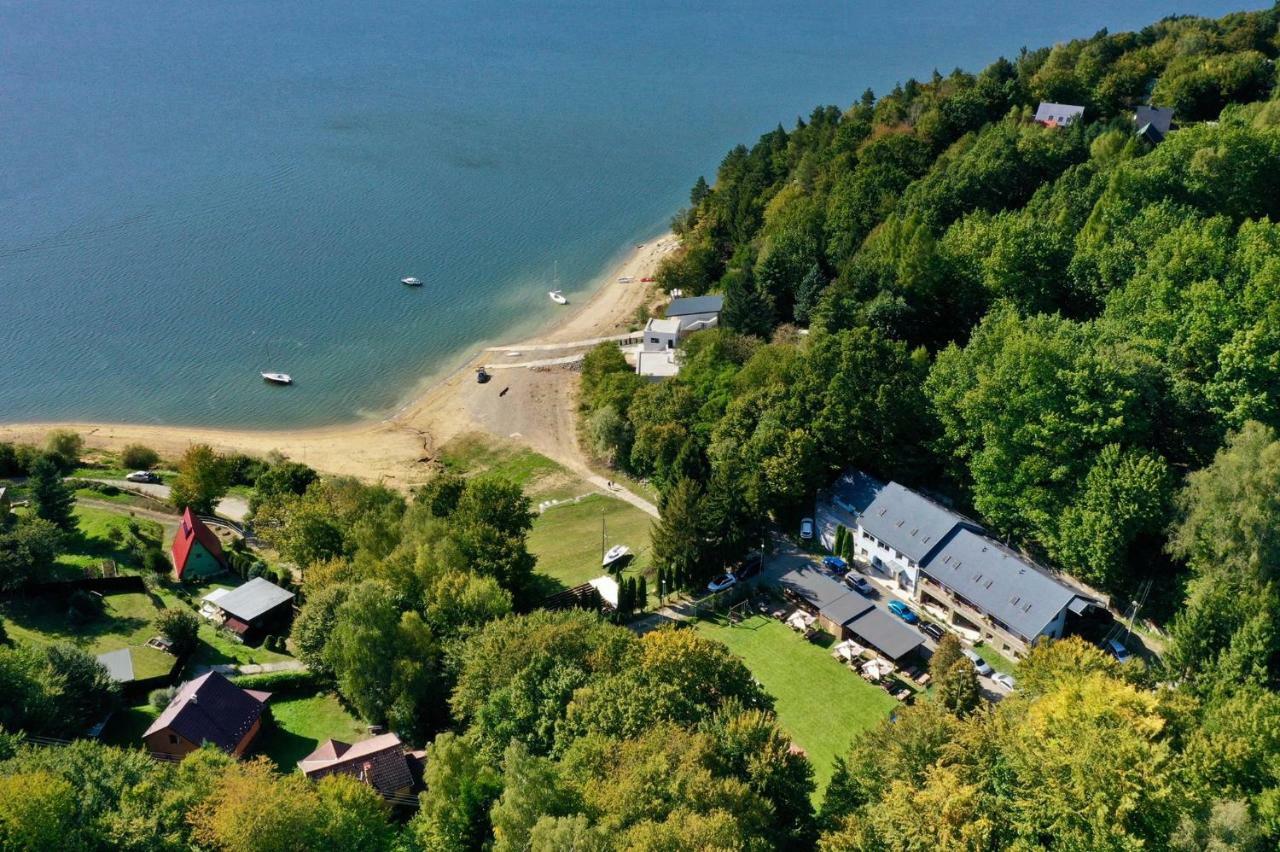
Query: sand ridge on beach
[{"left": 1, "top": 234, "right": 678, "bottom": 490}]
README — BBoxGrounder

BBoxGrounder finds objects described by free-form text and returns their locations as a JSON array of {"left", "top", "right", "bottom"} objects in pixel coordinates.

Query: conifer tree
[{"left": 29, "top": 454, "right": 76, "bottom": 534}]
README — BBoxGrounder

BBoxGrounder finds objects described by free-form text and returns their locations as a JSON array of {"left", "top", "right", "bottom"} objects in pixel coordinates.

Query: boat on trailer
[{"left": 602, "top": 544, "right": 631, "bottom": 567}]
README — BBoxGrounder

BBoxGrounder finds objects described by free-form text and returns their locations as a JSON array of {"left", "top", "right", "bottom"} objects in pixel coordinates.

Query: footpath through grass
[{"left": 696, "top": 614, "right": 898, "bottom": 794}]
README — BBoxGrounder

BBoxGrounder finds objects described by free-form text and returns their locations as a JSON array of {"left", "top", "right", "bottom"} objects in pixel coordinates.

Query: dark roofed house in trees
[
  {"left": 207, "top": 577, "right": 296, "bottom": 645},
  {"left": 142, "top": 671, "right": 270, "bottom": 759},
  {"left": 172, "top": 507, "right": 227, "bottom": 580},
  {"left": 298, "top": 733, "right": 422, "bottom": 797}
]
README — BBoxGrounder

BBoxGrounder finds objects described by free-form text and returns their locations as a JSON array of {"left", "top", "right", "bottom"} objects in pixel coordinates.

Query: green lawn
[
  {"left": 100, "top": 703, "right": 160, "bottom": 748},
  {"left": 972, "top": 642, "right": 1017, "bottom": 676},
  {"left": 254, "top": 691, "right": 369, "bottom": 770},
  {"left": 55, "top": 505, "right": 167, "bottom": 573},
  {"left": 129, "top": 644, "right": 178, "bottom": 679},
  {"left": 527, "top": 493, "right": 655, "bottom": 601},
  {"left": 439, "top": 432, "right": 580, "bottom": 501},
  {"left": 695, "top": 615, "right": 899, "bottom": 794},
  {"left": 0, "top": 590, "right": 166, "bottom": 654}
]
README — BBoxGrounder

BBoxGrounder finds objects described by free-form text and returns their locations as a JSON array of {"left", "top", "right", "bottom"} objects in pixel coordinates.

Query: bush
[
  {"left": 120, "top": 444, "right": 160, "bottom": 470},
  {"left": 44, "top": 430, "right": 84, "bottom": 471},
  {"left": 66, "top": 590, "right": 103, "bottom": 625},
  {"left": 248, "top": 561, "right": 267, "bottom": 580},
  {"left": 149, "top": 686, "right": 178, "bottom": 710},
  {"left": 155, "top": 607, "right": 200, "bottom": 657},
  {"left": 231, "top": 668, "right": 317, "bottom": 693},
  {"left": 142, "top": 548, "right": 169, "bottom": 575}
]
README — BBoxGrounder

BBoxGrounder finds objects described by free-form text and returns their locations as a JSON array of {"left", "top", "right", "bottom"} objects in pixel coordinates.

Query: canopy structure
[
  {"left": 786, "top": 610, "right": 816, "bottom": 632},
  {"left": 832, "top": 639, "right": 866, "bottom": 663}
]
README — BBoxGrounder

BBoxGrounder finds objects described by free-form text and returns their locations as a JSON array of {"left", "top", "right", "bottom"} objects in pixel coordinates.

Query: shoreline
[{"left": 0, "top": 231, "right": 677, "bottom": 489}]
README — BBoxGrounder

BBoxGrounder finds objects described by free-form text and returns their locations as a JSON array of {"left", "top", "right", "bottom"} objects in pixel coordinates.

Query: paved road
[{"left": 83, "top": 478, "right": 249, "bottom": 522}]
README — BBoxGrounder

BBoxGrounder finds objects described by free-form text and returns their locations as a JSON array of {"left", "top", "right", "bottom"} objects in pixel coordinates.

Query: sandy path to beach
[{"left": 1, "top": 234, "right": 677, "bottom": 495}]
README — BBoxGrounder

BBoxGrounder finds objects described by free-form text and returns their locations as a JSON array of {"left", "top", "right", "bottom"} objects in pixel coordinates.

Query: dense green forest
[{"left": 8, "top": 6, "right": 1280, "bottom": 851}]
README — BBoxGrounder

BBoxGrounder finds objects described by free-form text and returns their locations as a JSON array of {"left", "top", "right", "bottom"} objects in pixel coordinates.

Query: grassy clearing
[
  {"left": 100, "top": 704, "right": 160, "bottom": 748},
  {"left": 255, "top": 692, "right": 368, "bottom": 770},
  {"left": 527, "top": 493, "right": 655, "bottom": 599},
  {"left": 55, "top": 506, "right": 167, "bottom": 573},
  {"left": 972, "top": 642, "right": 1017, "bottom": 676},
  {"left": 438, "top": 433, "right": 580, "bottom": 501},
  {"left": 695, "top": 614, "right": 898, "bottom": 794},
  {"left": 0, "top": 590, "right": 166, "bottom": 654},
  {"left": 129, "top": 644, "right": 178, "bottom": 679}
]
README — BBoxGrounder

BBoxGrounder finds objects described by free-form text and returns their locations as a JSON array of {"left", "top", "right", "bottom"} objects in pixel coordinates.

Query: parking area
[{"left": 755, "top": 533, "right": 1015, "bottom": 699}]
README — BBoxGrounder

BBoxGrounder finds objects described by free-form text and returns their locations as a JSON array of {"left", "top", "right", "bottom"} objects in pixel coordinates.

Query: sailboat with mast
[
  {"left": 601, "top": 513, "right": 630, "bottom": 568},
  {"left": 548, "top": 261, "right": 567, "bottom": 305},
  {"left": 259, "top": 340, "right": 292, "bottom": 385}
]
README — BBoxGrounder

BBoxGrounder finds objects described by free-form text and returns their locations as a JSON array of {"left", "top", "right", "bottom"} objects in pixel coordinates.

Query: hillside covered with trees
[{"left": 7, "top": 5, "right": 1280, "bottom": 851}]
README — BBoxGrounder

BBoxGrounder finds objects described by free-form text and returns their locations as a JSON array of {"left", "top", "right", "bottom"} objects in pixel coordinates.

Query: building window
[{"left": 169, "top": 734, "right": 178, "bottom": 745}]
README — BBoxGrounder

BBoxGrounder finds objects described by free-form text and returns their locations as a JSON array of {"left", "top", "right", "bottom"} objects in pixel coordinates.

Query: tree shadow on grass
[
  {"left": 253, "top": 722, "right": 319, "bottom": 771},
  {"left": 527, "top": 572, "right": 568, "bottom": 604}
]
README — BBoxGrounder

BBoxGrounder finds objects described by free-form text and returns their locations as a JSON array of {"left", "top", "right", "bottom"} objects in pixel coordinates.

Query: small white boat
[
  {"left": 548, "top": 289, "right": 567, "bottom": 305},
  {"left": 617, "top": 276, "right": 634, "bottom": 283},
  {"left": 261, "top": 372, "right": 292, "bottom": 385},
  {"left": 401, "top": 276, "right": 422, "bottom": 286},
  {"left": 602, "top": 544, "right": 631, "bottom": 567}
]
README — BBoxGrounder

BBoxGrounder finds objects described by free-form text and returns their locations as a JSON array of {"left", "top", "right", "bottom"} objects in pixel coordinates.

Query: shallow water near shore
[{"left": 0, "top": 0, "right": 1258, "bottom": 427}]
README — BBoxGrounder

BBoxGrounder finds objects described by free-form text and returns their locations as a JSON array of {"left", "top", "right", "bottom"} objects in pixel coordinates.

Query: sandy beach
[{"left": 0, "top": 234, "right": 677, "bottom": 490}]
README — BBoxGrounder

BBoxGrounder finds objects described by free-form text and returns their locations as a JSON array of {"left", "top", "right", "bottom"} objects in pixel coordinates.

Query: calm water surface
[{"left": 0, "top": 0, "right": 1259, "bottom": 426}]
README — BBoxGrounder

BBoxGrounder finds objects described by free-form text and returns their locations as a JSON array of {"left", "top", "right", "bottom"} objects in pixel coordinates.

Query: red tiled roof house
[
  {"left": 143, "top": 671, "right": 270, "bottom": 759},
  {"left": 298, "top": 733, "right": 418, "bottom": 797},
  {"left": 172, "top": 507, "right": 228, "bottom": 580}
]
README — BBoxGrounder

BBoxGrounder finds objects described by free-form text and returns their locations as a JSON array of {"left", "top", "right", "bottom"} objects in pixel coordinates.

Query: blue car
[
  {"left": 887, "top": 599, "right": 919, "bottom": 624},
  {"left": 822, "top": 556, "right": 847, "bottom": 573}
]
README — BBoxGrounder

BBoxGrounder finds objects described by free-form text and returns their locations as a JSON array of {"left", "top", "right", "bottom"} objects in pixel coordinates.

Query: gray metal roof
[
  {"left": 96, "top": 648, "right": 134, "bottom": 682},
  {"left": 665, "top": 295, "right": 723, "bottom": 317},
  {"left": 920, "top": 528, "right": 1080, "bottom": 641},
  {"left": 821, "top": 591, "right": 875, "bottom": 629},
  {"left": 845, "top": 607, "right": 924, "bottom": 660},
  {"left": 1135, "top": 105, "right": 1173, "bottom": 135},
  {"left": 1035, "top": 102, "right": 1085, "bottom": 125},
  {"left": 215, "top": 577, "right": 294, "bottom": 623},
  {"left": 777, "top": 565, "right": 849, "bottom": 610},
  {"left": 859, "top": 482, "right": 976, "bottom": 565}
]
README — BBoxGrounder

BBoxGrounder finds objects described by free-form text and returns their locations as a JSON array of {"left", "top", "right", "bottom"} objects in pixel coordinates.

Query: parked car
[
  {"left": 736, "top": 553, "right": 763, "bottom": 580},
  {"left": 126, "top": 471, "right": 160, "bottom": 484},
  {"left": 799, "top": 518, "right": 814, "bottom": 540},
  {"left": 920, "top": 621, "right": 945, "bottom": 642},
  {"left": 706, "top": 573, "right": 737, "bottom": 593},
  {"left": 1106, "top": 638, "right": 1132, "bottom": 663},
  {"left": 822, "top": 555, "right": 847, "bottom": 573},
  {"left": 962, "top": 648, "right": 994, "bottom": 676},
  {"left": 992, "top": 672, "right": 1016, "bottom": 690},
  {"left": 843, "top": 573, "right": 874, "bottom": 596},
  {"left": 887, "top": 599, "right": 919, "bottom": 624}
]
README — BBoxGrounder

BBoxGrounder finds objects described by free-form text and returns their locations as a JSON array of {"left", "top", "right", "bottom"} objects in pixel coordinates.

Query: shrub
[
  {"left": 142, "top": 548, "right": 170, "bottom": 575},
  {"left": 149, "top": 686, "right": 178, "bottom": 711},
  {"left": 66, "top": 590, "right": 103, "bottom": 625},
  {"left": 44, "top": 430, "right": 84, "bottom": 471},
  {"left": 120, "top": 444, "right": 160, "bottom": 470},
  {"left": 248, "top": 561, "right": 267, "bottom": 579},
  {"left": 155, "top": 607, "right": 199, "bottom": 656},
  {"left": 231, "top": 668, "right": 318, "bottom": 693}
]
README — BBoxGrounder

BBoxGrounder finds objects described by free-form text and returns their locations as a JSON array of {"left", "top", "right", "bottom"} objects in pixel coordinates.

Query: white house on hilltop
[{"left": 633, "top": 295, "right": 724, "bottom": 380}]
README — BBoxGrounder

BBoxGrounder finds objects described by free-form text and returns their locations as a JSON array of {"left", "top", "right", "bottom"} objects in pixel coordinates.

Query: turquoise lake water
[{"left": 0, "top": 0, "right": 1259, "bottom": 427}]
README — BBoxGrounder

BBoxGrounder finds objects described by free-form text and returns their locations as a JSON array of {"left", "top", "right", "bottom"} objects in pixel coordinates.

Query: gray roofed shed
[
  {"left": 821, "top": 592, "right": 875, "bottom": 629},
  {"left": 1035, "top": 102, "right": 1085, "bottom": 126},
  {"left": 97, "top": 648, "right": 134, "bottom": 683},
  {"left": 827, "top": 470, "right": 885, "bottom": 517},
  {"left": 920, "top": 527, "right": 1080, "bottom": 640},
  {"left": 1135, "top": 105, "right": 1173, "bottom": 135},
  {"left": 859, "top": 482, "right": 976, "bottom": 565},
  {"left": 215, "top": 577, "right": 295, "bottom": 623},
  {"left": 844, "top": 607, "right": 925, "bottom": 661},
  {"left": 665, "top": 295, "right": 724, "bottom": 317}
]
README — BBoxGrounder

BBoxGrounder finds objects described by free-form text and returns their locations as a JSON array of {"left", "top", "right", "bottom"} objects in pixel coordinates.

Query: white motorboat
[
  {"left": 602, "top": 544, "right": 631, "bottom": 567},
  {"left": 401, "top": 276, "right": 423, "bottom": 286},
  {"left": 261, "top": 372, "right": 293, "bottom": 385},
  {"left": 548, "top": 289, "right": 568, "bottom": 305}
]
